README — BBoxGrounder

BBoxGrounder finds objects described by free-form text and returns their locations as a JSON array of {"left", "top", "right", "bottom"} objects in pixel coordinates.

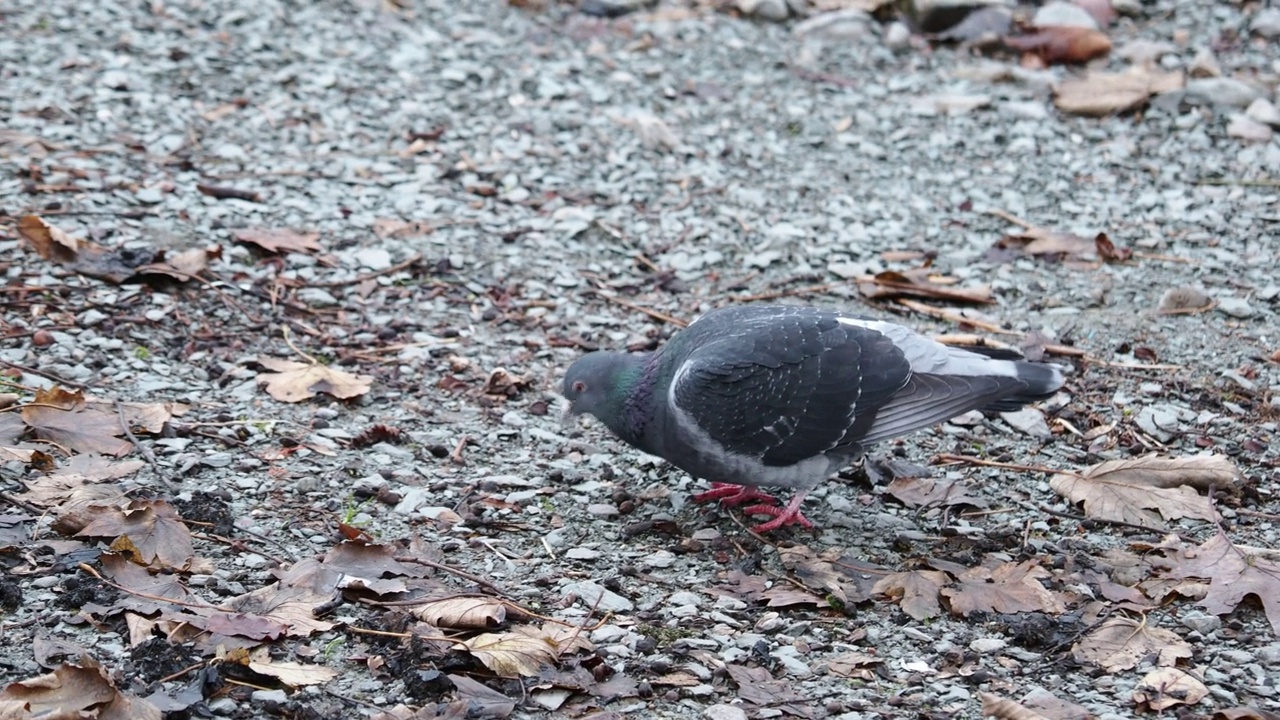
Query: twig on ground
[
  {"left": 282, "top": 326, "right": 318, "bottom": 364},
  {"left": 934, "top": 454, "right": 1077, "bottom": 478},
  {"left": 78, "top": 563, "right": 229, "bottom": 611},
  {"left": 894, "top": 299, "right": 1020, "bottom": 335},
  {"left": 115, "top": 401, "right": 172, "bottom": 488},
  {"left": 393, "top": 555, "right": 511, "bottom": 597},
  {"left": 585, "top": 290, "right": 688, "bottom": 327},
  {"left": 0, "top": 359, "right": 88, "bottom": 389}
]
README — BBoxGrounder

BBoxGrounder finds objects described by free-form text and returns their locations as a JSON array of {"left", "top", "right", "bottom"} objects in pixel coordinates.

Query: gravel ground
[{"left": 1, "top": 0, "right": 1279, "bottom": 718}]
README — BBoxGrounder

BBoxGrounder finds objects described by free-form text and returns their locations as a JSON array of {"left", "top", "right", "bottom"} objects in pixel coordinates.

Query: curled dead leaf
[
  {"left": 1166, "top": 533, "right": 1280, "bottom": 633},
  {"left": 856, "top": 269, "right": 993, "bottom": 304},
  {"left": 413, "top": 597, "right": 507, "bottom": 630},
  {"left": 872, "top": 570, "right": 948, "bottom": 620},
  {"left": 462, "top": 624, "right": 592, "bottom": 678}
]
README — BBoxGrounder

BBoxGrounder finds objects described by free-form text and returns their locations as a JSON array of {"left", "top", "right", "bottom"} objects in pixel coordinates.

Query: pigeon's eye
[{"left": 572, "top": 380, "right": 587, "bottom": 393}]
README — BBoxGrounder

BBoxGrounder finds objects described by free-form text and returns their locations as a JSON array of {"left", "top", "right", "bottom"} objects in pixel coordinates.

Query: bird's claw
[
  {"left": 692, "top": 482, "right": 780, "bottom": 507},
  {"left": 743, "top": 497, "right": 815, "bottom": 533}
]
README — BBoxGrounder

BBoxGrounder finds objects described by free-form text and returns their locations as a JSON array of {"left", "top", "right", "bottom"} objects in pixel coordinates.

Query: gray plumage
[{"left": 562, "top": 304, "right": 1064, "bottom": 531}]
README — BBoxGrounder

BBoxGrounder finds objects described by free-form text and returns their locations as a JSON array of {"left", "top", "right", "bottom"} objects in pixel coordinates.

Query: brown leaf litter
[
  {"left": 257, "top": 357, "right": 374, "bottom": 402},
  {"left": 1050, "top": 454, "right": 1239, "bottom": 529}
]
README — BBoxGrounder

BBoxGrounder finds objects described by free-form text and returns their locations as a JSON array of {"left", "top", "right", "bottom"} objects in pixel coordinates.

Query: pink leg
[
  {"left": 692, "top": 482, "right": 780, "bottom": 507},
  {"left": 744, "top": 492, "right": 815, "bottom": 533}
]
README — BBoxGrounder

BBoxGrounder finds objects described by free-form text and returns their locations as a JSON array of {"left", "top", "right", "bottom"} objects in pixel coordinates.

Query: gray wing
[{"left": 669, "top": 312, "right": 911, "bottom": 466}]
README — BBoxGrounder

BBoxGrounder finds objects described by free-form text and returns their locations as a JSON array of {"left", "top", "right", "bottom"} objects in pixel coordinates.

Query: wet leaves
[
  {"left": 75, "top": 500, "right": 194, "bottom": 571},
  {"left": 20, "top": 387, "right": 133, "bottom": 457}
]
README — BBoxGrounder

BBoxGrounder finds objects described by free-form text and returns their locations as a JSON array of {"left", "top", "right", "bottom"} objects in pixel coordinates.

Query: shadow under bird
[{"left": 562, "top": 304, "right": 1065, "bottom": 532}]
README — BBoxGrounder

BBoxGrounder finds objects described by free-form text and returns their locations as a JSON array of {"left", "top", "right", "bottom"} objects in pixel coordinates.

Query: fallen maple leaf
[
  {"left": 942, "top": 561, "right": 1065, "bottom": 616},
  {"left": 826, "top": 652, "right": 883, "bottom": 681},
  {"left": 233, "top": 228, "right": 322, "bottom": 254},
  {"left": 1071, "top": 616, "right": 1192, "bottom": 671},
  {"left": 1133, "top": 667, "right": 1208, "bottom": 711},
  {"left": 75, "top": 500, "right": 194, "bottom": 570},
  {"left": 1004, "top": 26, "right": 1112, "bottom": 65},
  {"left": 21, "top": 387, "right": 133, "bottom": 457},
  {"left": 244, "top": 648, "right": 339, "bottom": 687},
  {"left": 1055, "top": 65, "right": 1184, "bottom": 117},
  {"left": 1050, "top": 455, "right": 1236, "bottom": 528},
  {"left": 1166, "top": 532, "right": 1280, "bottom": 633},
  {"left": 448, "top": 675, "right": 515, "bottom": 717},
  {"left": 257, "top": 357, "right": 373, "bottom": 402},
  {"left": 134, "top": 245, "right": 222, "bottom": 280},
  {"left": 873, "top": 570, "right": 948, "bottom": 620}
]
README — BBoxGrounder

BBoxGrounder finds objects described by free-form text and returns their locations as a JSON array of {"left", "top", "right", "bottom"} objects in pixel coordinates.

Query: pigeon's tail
[{"left": 980, "top": 361, "right": 1065, "bottom": 412}]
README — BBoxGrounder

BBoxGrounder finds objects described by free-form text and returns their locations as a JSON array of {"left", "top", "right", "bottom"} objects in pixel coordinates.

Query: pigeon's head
[{"left": 561, "top": 351, "right": 649, "bottom": 428}]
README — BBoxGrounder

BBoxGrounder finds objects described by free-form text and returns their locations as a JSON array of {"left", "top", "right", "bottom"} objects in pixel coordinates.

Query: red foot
[
  {"left": 743, "top": 493, "right": 815, "bottom": 533},
  {"left": 692, "top": 482, "right": 780, "bottom": 507}
]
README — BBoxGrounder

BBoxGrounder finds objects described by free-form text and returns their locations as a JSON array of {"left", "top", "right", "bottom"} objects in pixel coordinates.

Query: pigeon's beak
[{"left": 559, "top": 398, "right": 579, "bottom": 431}]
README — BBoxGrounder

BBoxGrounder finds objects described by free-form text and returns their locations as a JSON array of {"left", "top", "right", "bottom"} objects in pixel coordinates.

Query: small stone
[
  {"left": 353, "top": 247, "right": 392, "bottom": 270},
  {"left": 738, "top": 0, "right": 789, "bottom": 21},
  {"left": 1000, "top": 408, "right": 1052, "bottom": 439},
  {"left": 135, "top": 187, "right": 165, "bottom": 204},
  {"left": 1252, "top": 7, "right": 1280, "bottom": 38},
  {"left": 771, "top": 652, "right": 812, "bottom": 677},
  {"left": 1228, "top": 114, "right": 1274, "bottom": 142},
  {"left": 669, "top": 591, "right": 702, "bottom": 607},
  {"left": 566, "top": 548, "right": 601, "bottom": 560},
  {"left": 1246, "top": 99, "right": 1280, "bottom": 127},
  {"left": 562, "top": 580, "right": 634, "bottom": 612},
  {"left": 884, "top": 21, "right": 911, "bottom": 50},
  {"left": 1187, "top": 48, "right": 1221, "bottom": 78},
  {"left": 1180, "top": 611, "right": 1222, "bottom": 635},
  {"left": 794, "top": 8, "right": 872, "bottom": 40},
  {"left": 250, "top": 689, "right": 288, "bottom": 704},
  {"left": 970, "top": 638, "right": 1007, "bottom": 654},
  {"left": 1033, "top": 0, "right": 1098, "bottom": 29},
  {"left": 207, "top": 697, "right": 237, "bottom": 715},
  {"left": 591, "top": 624, "right": 628, "bottom": 643},
  {"left": 643, "top": 550, "right": 676, "bottom": 568},
  {"left": 296, "top": 287, "right": 340, "bottom": 307},
  {"left": 241, "top": 553, "right": 269, "bottom": 570},
  {"left": 1219, "top": 649, "right": 1254, "bottom": 665},
  {"left": 704, "top": 704, "right": 749, "bottom": 720},
  {"left": 1217, "top": 297, "right": 1256, "bottom": 318},
  {"left": 1257, "top": 644, "right": 1280, "bottom": 665},
  {"left": 80, "top": 309, "right": 108, "bottom": 326},
  {"left": 1185, "top": 77, "right": 1263, "bottom": 108},
  {"left": 587, "top": 503, "right": 619, "bottom": 517},
  {"left": 1139, "top": 382, "right": 1163, "bottom": 395}
]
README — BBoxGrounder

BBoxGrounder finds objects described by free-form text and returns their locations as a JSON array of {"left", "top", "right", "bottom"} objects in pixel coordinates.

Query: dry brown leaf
[
  {"left": 857, "top": 269, "right": 994, "bottom": 305},
  {"left": 258, "top": 358, "right": 373, "bottom": 402},
  {"left": 1071, "top": 616, "right": 1192, "bottom": 671},
  {"left": 233, "top": 228, "right": 322, "bottom": 254},
  {"left": 17, "top": 215, "right": 150, "bottom": 284},
  {"left": 779, "top": 545, "right": 887, "bottom": 605},
  {"left": 1133, "top": 667, "right": 1208, "bottom": 711},
  {"left": 134, "top": 245, "right": 222, "bottom": 281},
  {"left": 872, "top": 570, "right": 948, "bottom": 620},
  {"left": 463, "top": 625, "right": 587, "bottom": 678},
  {"left": 1213, "top": 709, "right": 1280, "bottom": 720},
  {"left": 942, "top": 561, "right": 1065, "bottom": 616},
  {"left": 1017, "top": 687, "right": 1093, "bottom": 720},
  {"left": 1166, "top": 533, "right": 1280, "bottom": 633},
  {"left": 1159, "top": 287, "right": 1215, "bottom": 315},
  {"left": 651, "top": 671, "right": 701, "bottom": 687},
  {"left": 724, "top": 664, "right": 807, "bottom": 707},
  {"left": 979, "top": 692, "right": 1051, "bottom": 720},
  {"left": 448, "top": 675, "right": 515, "bottom": 717},
  {"left": 0, "top": 655, "right": 161, "bottom": 720},
  {"left": 76, "top": 500, "right": 194, "bottom": 570},
  {"left": 886, "top": 476, "right": 989, "bottom": 509},
  {"left": 245, "top": 648, "right": 339, "bottom": 687},
  {"left": 995, "top": 227, "right": 1096, "bottom": 261},
  {"left": 826, "top": 652, "right": 882, "bottom": 680},
  {"left": 1050, "top": 455, "right": 1236, "bottom": 528},
  {"left": 1055, "top": 65, "right": 1185, "bottom": 116},
  {"left": 1004, "top": 26, "right": 1112, "bottom": 65},
  {"left": 21, "top": 387, "right": 133, "bottom": 457},
  {"left": 413, "top": 597, "right": 507, "bottom": 630}
]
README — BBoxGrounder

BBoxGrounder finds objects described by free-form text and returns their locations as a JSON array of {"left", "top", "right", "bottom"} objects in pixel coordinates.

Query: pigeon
[{"left": 562, "top": 304, "right": 1064, "bottom": 532}]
